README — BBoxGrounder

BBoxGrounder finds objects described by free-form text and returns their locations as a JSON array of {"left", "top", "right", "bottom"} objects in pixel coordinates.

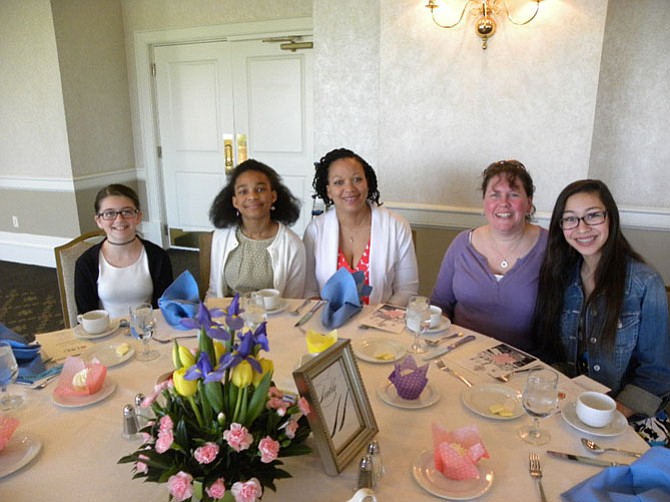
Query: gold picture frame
[{"left": 292, "top": 338, "right": 378, "bottom": 476}]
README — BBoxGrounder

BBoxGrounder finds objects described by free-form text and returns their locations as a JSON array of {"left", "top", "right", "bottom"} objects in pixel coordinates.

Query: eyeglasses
[
  {"left": 559, "top": 210, "right": 607, "bottom": 230},
  {"left": 97, "top": 208, "right": 139, "bottom": 221}
]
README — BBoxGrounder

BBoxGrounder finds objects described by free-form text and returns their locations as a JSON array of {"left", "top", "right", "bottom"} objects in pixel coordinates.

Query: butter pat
[
  {"left": 115, "top": 343, "right": 130, "bottom": 357},
  {"left": 488, "top": 403, "right": 514, "bottom": 417},
  {"left": 72, "top": 368, "right": 89, "bottom": 389}
]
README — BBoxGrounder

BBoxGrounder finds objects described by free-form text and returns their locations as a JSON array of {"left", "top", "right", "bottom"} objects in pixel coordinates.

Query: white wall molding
[
  {"left": 0, "top": 169, "right": 137, "bottom": 192},
  {"left": 0, "top": 231, "right": 71, "bottom": 267}
]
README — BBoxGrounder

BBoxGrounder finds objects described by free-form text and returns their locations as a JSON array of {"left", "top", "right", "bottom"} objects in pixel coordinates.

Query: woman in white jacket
[
  {"left": 206, "top": 159, "right": 305, "bottom": 299},
  {"left": 304, "top": 148, "right": 418, "bottom": 306}
]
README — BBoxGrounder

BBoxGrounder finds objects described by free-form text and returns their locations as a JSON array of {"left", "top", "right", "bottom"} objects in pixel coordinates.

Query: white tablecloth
[{"left": 1, "top": 301, "right": 648, "bottom": 501}]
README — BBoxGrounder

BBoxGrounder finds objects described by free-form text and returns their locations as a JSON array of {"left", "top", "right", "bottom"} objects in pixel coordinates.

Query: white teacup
[
  {"left": 257, "top": 288, "right": 281, "bottom": 310},
  {"left": 429, "top": 305, "right": 443, "bottom": 329},
  {"left": 77, "top": 309, "right": 110, "bottom": 334},
  {"left": 575, "top": 391, "right": 616, "bottom": 428}
]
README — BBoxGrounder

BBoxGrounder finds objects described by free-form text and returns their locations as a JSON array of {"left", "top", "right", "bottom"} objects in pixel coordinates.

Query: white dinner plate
[
  {"left": 425, "top": 318, "right": 452, "bottom": 335},
  {"left": 265, "top": 300, "right": 288, "bottom": 315},
  {"left": 52, "top": 379, "right": 117, "bottom": 408},
  {"left": 561, "top": 401, "right": 628, "bottom": 437},
  {"left": 73, "top": 319, "right": 121, "bottom": 340},
  {"left": 377, "top": 381, "right": 439, "bottom": 409},
  {"left": 461, "top": 384, "right": 524, "bottom": 420},
  {"left": 412, "top": 450, "right": 494, "bottom": 500},
  {"left": 0, "top": 433, "right": 42, "bottom": 479},
  {"left": 353, "top": 338, "right": 406, "bottom": 363},
  {"left": 81, "top": 343, "right": 135, "bottom": 368}
]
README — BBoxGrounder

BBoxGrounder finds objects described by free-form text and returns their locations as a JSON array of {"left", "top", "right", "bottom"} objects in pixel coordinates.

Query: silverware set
[{"left": 424, "top": 332, "right": 463, "bottom": 347}]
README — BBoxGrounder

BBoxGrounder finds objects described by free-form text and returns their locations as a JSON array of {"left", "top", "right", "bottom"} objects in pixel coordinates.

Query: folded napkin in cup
[
  {"left": 0, "top": 323, "right": 45, "bottom": 380},
  {"left": 53, "top": 356, "right": 107, "bottom": 397},
  {"left": 388, "top": 355, "right": 429, "bottom": 400},
  {"left": 158, "top": 270, "right": 199, "bottom": 330},
  {"left": 0, "top": 416, "right": 19, "bottom": 451},
  {"left": 321, "top": 269, "right": 373, "bottom": 329},
  {"left": 431, "top": 423, "right": 489, "bottom": 480},
  {"left": 561, "top": 447, "right": 670, "bottom": 502}
]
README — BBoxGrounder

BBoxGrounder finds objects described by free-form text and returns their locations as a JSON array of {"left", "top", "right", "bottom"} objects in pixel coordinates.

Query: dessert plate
[
  {"left": 377, "top": 381, "right": 439, "bottom": 409},
  {"left": 562, "top": 401, "right": 628, "bottom": 437},
  {"left": 353, "top": 338, "right": 406, "bottom": 363},
  {"left": 462, "top": 384, "right": 523, "bottom": 420},
  {"left": 266, "top": 300, "right": 288, "bottom": 315},
  {"left": 412, "top": 450, "right": 494, "bottom": 500},
  {"left": 52, "top": 379, "right": 116, "bottom": 408},
  {"left": 425, "top": 318, "right": 452, "bottom": 334},
  {"left": 0, "top": 433, "right": 42, "bottom": 479},
  {"left": 81, "top": 343, "right": 135, "bottom": 368},
  {"left": 73, "top": 319, "right": 121, "bottom": 340}
]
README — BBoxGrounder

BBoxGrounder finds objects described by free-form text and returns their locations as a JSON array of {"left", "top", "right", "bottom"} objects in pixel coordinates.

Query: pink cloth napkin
[
  {"left": 432, "top": 423, "right": 489, "bottom": 480},
  {"left": 0, "top": 416, "right": 20, "bottom": 451},
  {"left": 53, "top": 356, "right": 107, "bottom": 397}
]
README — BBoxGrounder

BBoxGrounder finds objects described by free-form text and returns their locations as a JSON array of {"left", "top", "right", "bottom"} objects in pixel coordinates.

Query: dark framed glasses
[
  {"left": 97, "top": 208, "right": 139, "bottom": 221},
  {"left": 559, "top": 211, "right": 607, "bottom": 230}
]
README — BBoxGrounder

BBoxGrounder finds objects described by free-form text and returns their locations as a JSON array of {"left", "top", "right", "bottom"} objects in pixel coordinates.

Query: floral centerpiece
[{"left": 119, "top": 296, "right": 312, "bottom": 502}]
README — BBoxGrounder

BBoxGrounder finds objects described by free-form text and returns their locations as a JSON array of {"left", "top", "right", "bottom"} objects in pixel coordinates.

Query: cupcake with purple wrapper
[{"left": 388, "top": 355, "right": 429, "bottom": 400}]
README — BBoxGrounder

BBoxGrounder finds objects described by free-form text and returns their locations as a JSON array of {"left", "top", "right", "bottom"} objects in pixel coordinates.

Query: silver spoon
[
  {"left": 581, "top": 438, "right": 642, "bottom": 458},
  {"left": 424, "top": 332, "right": 463, "bottom": 347},
  {"left": 494, "top": 364, "right": 544, "bottom": 382}
]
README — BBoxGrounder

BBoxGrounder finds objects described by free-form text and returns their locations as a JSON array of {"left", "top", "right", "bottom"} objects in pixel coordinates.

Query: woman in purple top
[{"left": 431, "top": 160, "right": 547, "bottom": 352}]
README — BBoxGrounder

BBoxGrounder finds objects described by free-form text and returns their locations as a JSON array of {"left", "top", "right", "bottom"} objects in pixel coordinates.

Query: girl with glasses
[
  {"left": 75, "top": 184, "right": 173, "bottom": 318},
  {"left": 534, "top": 179, "right": 670, "bottom": 445}
]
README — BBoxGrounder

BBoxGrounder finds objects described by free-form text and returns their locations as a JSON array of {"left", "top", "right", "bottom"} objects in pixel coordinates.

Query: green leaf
[
  {"left": 205, "top": 380, "right": 224, "bottom": 414},
  {"left": 246, "top": 371, "right": 272, "bottom": 424}
]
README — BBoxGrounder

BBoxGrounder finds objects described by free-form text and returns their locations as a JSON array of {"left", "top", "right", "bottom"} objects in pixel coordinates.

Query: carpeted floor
[{"left": 0, "top": 249, "right": 199, "bottom": 342}]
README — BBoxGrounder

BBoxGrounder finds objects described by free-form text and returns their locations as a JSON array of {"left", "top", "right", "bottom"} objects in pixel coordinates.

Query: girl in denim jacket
[{"left": 534, "top": 180, "right": 670, "bottom": 445}]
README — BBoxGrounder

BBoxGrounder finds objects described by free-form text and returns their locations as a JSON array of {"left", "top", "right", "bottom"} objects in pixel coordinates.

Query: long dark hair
[
  {"left": 312, "top": 148, "right": 381, "bottom": 208},
  {"left": 534, "top": 179, "right": 644, "bottom": 356},
  {"left": 209, "top": 159, "right": 301, "bottom": 228},
  {"left": 481, "top": 160, "right": 536, "bottom": 219}
]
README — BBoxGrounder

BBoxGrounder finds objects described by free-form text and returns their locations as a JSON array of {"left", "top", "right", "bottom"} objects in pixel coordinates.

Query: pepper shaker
[
  {"left": 122, "top": 404, "right": 139, "bottom": 439},
  {"left": 134, "top": 393, "right": 148, "bottom": 428},
  {"left": 357, "top": 454, "right": 375, "bottom": 490},
  {"left": 367, "top": 440, "right": 385, "bottom": 479}
]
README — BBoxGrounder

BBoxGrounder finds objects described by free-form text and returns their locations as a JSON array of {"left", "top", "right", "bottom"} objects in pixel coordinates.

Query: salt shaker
[
  {"left": 367, "top": 440, "right": 385, "bottom": 479},
  {"left": 134, "top": 393, "right": 148, "bottom": 428},
  {"left": 357, "top": 454, "right": 375, "bottom": 490},
  {"left": 122, "top": 404, "right": 139, "bottom": 439}
]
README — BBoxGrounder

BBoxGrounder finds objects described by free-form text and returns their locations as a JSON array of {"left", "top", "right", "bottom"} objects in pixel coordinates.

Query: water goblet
[
  {"left": 518, "top": 367, "right": 559, "bottom": 445},
  {"left": 129, "top": 303, "right": 159, "bottom": 361},
  {"left": 405, "top": 295, "right": 430, "bottom": 354},
  {"left": 0, "top": 341, "right": 24, "bottom": 411},
  {"left": 242, "top": 292, "right": 266, "bottom": 332}
]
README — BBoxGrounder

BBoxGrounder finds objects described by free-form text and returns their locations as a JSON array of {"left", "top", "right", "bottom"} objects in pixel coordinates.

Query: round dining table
[{"left": 0, "top": 299, "right": 648, "bottom": 501}]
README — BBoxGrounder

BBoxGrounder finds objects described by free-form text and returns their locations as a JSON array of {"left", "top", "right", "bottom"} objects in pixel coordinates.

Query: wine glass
[
  {"left": 405, "top": 295, "right": 430, "bottom": 354},
  {"left": 518, "top": 367, "right": 559, "bottom": 445},
  {"left": 242, "top": 292, "right": 266, "bottom": 332},
  {"left": 0, "top": 341, "right": 24, "bottom": 411},
  {"left": 129, "top": 303, "right": 159, "bottom": 361}
]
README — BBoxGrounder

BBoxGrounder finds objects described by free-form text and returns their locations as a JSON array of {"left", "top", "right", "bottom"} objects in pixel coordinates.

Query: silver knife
[
  {"left": 546, "top": 450, "right": 628, "bottom": 467},
  {"left": 294, "top": 300, "right": 325, "bottom": 327},
  {"left": 422, "top": 334, "right": 476, "bottom": 360}
]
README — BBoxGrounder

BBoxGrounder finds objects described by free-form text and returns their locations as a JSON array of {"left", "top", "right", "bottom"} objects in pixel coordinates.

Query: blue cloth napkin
[
  {"left": 158, "top": 270, "right": 199, "bottom": 330},
  {"left": 0, "top": 323, "right": 45, "bottom": 380},
  {"left": 320, "top": 268, "right": 372, "bottom": 329},
  {"left": 561, "top": 447, "right": 670, "bottom": 502}
]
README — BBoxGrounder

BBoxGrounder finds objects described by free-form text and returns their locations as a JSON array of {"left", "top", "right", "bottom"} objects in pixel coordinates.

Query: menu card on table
[
  {"left": 358, "top": 304, "right": 406, "bottom": 333},
  {"left": 35, "top": 329, "right": 94, "bottom": 362},
  {"left": 457, "top": 342, "right": 536, "bottom": 379}
]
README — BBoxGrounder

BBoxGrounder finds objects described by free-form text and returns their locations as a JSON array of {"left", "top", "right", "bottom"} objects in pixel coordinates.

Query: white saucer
[
  {"left": 74, "top": 319, "right": 121, "bottom": 339},
  {"left": 562, "top": 401, "right": 628, "bottom": 437},
  {"left": 266, "top": 300, "right": 288, "bottom": 315},
  {"left": 425, "top": 318, "right": 452, "bottom": 334},
  {"left": 52, "top": 379, "right": 117, "bottom": 408},
  {"left": 412, "top": 450, "right": 494, "bottom": 500},
  {"left": 462, "top": 384, "right": 524, "bottom": 420},
  {"left": 81, "top": 343, "right": 135, "bottom": 368},
  {"left": 377, "top": 381, "right": 439, "bottom": 409},
  {"left": 0, "top": 433, "right": 42, "bottom": 478},
  {"left": 353, "top": 338, "right": 406, "bottom": 363}
]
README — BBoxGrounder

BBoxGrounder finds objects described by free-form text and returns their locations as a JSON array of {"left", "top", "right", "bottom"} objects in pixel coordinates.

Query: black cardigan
[{"left": 74, "top": 238, "right": 173, "bottom": 315}]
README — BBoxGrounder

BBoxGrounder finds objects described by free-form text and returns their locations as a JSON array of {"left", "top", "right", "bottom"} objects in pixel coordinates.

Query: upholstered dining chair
[
  {"left": 198, "top": 231, "right": 213, "bottom": 299},
  {"left": 54, "top": 230, "right": 105, "bottom": 328}
]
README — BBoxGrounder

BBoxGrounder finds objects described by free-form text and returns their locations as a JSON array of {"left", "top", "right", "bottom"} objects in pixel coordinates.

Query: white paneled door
[{"left": 154, "top": 38, "right": 313, "bottom": 242}]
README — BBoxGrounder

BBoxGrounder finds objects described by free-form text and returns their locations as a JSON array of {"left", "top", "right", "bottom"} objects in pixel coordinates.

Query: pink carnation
[
  {"left": 167, "top": 471, "right": 193, "bottom": 502},
  {"left": 231, "top": 478, "right": 262, "bottom": 502},
  {"left": 258, "top": 436, "right": 280, "bottom": 463},
  {"left": 266, "top": 397, "right": 289, "bottom": 416},
  {"left": 142, "top": 379, "right": 172, "bottom": 407},
  {"left": 206, "top": 478, "right": 227, "bottom": 500},
  {"left": 223, "top": 423, "right": 253, "bottom": 452},
  {"left": 159, "top": 415, "right": 174, "bottom": 433},
  {"left": 194, "top": 441, "right": 219, "bottom": 464},
  {"left": 283, "top": 419, "right": 299, "bottom": 439},
  {"left": 136, "top": 454, "right": 149, "bottom": 474},
  {"left": 297, "top": 397, "right": 311, "bottom": 415},
  {"left": 155, "top": 428, "right": 174, "bottom": 453}
]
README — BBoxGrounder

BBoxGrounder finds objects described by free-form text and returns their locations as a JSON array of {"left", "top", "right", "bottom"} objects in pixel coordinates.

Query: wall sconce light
[{"left": 425, "top": 0, "right": 545, "bottom": 50}]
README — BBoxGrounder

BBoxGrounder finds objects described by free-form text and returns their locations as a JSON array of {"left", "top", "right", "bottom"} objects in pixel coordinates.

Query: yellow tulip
[
  {"left": 213, "top": 341, "right": 226, "bottom": 363},
  {"left": 252, "top": 358, "right": 274, "bottom": 386},
  {"left": 172, "top": 368, "right": 197, "bottom": 397},
  {"left": 172, "top": 344, "right": 196, "bottom": 370},
  {"left": 231, "top": 360, "right": 253, "bottom": 388}
]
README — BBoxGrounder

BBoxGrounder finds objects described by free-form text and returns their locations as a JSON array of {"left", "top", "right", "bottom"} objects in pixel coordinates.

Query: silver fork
[
  {"left": 153, "top": 335, "right": 197, "bottom": 344},
  {"left": 289, "top": 299, "right": 311, "bottom": 316},
  {"left": 434, "top": 359, "right": 473, "bottom": 387},
  {"left": 495, "top": 364, "right": 544, "bottom": 382},
  {"left": 529, "top": 453, "right": 547, "bottom": 502}
]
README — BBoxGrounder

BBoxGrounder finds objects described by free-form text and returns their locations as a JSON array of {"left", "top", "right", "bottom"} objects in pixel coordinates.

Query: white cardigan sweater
[
  {"left": 206, "top": 223, "right": 306, "bottom": 299},
  {"left": 303, "top": 204, "right": 419, "bottom": 306}
]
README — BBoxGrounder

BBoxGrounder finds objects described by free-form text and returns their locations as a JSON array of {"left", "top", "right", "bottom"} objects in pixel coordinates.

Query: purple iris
[{"left": 179, "top": 302, "right": 230, "bottom": 341}]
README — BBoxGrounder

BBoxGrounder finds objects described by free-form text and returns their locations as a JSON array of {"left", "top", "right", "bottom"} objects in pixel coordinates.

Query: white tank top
[{"left": 97, "top": 247, "right": 153, "bottom": 318}]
